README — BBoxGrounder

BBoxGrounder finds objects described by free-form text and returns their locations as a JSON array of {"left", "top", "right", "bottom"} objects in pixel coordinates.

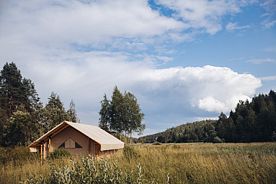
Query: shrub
[
  {"left": 0, "top": 147, "right": 38, "bottom": 165},
  {"left": 25, "top": 156, "right": 149, "bottom": 184},
  {"left": 48, "top": 149, "right": 71, "bottom": 160}
]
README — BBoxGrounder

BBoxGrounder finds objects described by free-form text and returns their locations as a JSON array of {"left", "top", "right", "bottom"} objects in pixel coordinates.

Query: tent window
[
  {"left": 75, "top": 142, "right": 82, "bottom": 148},
  {"left": 58, "top": 142, "right": 65, "bottom": 148},
  {"left": 58, "top": 138, "right": 82, "bottom": 149}
]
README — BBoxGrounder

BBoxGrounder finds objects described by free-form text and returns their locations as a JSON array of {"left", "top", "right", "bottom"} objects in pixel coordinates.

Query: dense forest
[
  {"left": 139, "top": 91, "right": 276, "bottom": 143},
  {"left": 0, "top": 62, "right": 78, "bottom": 147},
  {"left": 138, "top": 120, "right": 218, "bottom": 143}
]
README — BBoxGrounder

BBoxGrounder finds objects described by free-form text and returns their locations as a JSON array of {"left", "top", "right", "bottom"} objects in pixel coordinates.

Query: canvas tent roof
[{"left": 29, "top": 121, "right": 124, "bottom": 151}]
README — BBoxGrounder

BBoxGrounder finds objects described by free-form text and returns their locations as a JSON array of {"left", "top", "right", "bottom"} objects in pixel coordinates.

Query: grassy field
[{"left": 1, "top": 143, "right": 276, "bottom": 184}]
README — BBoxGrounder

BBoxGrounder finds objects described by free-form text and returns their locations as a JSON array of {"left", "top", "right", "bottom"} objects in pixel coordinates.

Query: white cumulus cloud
[
  {"left": 137, "top": 65, "right": 261, "bottom": 114},
  {"left": 0, "top": 48, "right": 262, "bottom": 130},
  {"left": 0, "top": 0, "right": 263, "bottom": 133},
  {"left": 156, "top": 0, "right": 244, "bottom": 34},
  {"left": 199, "top": 97, "right": 226, "bottom": 112},
  {"left": 0, "top": 0, "right": 182, "bottom": 50}
]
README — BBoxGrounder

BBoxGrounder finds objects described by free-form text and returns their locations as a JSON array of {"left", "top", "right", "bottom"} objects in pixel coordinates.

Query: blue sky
[
  {"left": 0, "top": 0, "right": 275, "bottom": 135},
  {"left": 154, "top": 1, "right": 276, "bottom": 71}
]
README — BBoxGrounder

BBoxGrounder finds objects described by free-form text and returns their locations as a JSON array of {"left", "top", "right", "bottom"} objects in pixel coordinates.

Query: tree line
[
  {"left": 0, "top": 63, "right": 78, "bottom": 147},
  {"left": 217, "top": 90, "right": 276, "bottom": 142},
  {"left": 138, "top": 120, "right": 219, "bottom": 143},
  {"left": 139, "top": 91, "right": 276, "bottom": 143},
  {"left": 4, "top": 62, "right": 274, "bottom": 145}
]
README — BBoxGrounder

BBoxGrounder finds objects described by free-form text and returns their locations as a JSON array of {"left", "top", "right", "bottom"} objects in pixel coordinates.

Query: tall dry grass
[
  {"left": 114, "top": 143, "right": 276, "bottom": 183},
  {"left": 0, "top": 143, "right": 276, "bottom": 184}
]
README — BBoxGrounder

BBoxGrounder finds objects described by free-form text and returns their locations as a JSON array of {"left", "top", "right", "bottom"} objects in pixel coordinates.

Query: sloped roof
[{"left": 29, "top": 121, "right": 124, "bottom": 151}]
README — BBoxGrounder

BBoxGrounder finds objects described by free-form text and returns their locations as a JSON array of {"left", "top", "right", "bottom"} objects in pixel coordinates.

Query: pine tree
[
  {"left": 0, "top": 62, "right": 43, "bottom": 146},
  {"left": 99, "top": 94, "right": 111, "bottom": 131},
  {"left": 21, "top": 78, "right": 44, "bottom": 135},
  {"left": 110, "top": 86, "right": 125, "bottom": 133},
  {"left": 42, "top": 92, "right": 68, "bottom": 131},
  {"left": 21, "top": 79, "right": 43, "bottom": 113},
  {"left": 0, "top": 62, "right": 24, "bottom": 117},
  {"left": 67, "top": 100, "right": 78, "bottom": 122},
  {"left": 0, "top": 63, "right": 80, "bottom": 146},
  {"left": 216, "top": 112, "right": 228, "bottom": 140}
]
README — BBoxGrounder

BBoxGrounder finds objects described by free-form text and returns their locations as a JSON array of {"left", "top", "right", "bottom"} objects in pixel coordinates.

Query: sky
[{"left": 0, "top": 0, "right": 276, "bottom": 135}]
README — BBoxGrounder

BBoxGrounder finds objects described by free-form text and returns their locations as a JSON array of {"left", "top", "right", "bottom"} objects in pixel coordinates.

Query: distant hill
[
  {"left": 138, "top": 120, "right": 218, "bottom": 143},
  {"left": 139, "top": 90, "right": 276, "bottom": 143}
]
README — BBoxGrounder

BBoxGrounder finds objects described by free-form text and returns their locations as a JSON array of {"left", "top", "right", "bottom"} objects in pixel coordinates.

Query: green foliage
[
  {"left": 0, "top": 146, "right": 38, "bottom": 165},
  {"left": 140, "top": 91, "right": 276, "bottom": 143},
  {"left": 67, "top": 100, "right": 78, "bottom": 123},
  {"left": 218, "top": 90, "right": 276, "bottom": 142},
  {"left": 41, "top": 92, "right": 68, "bottom": 132},
  {"left": 5, "top": 111, "right": 39, "bottom": 146},
  {"left": 99, "top": 86, "right": 145, "bottom": 136},
  {"left": 139, "top": 120, "right": 217, "bottom": 143},
  {"left": 0, "top": 62, "right": 24, "bottom": 117},
  {"left": 272, "top": 131, "right": 276, "bottom": 142},
  {"left": 99, "top": 94, "right": 111, "bottom": 131},
  {"left": 0, "top": 63, "right": 43, "bottom": 146},
  {"left": 41, "top": 93, "right": 79, "bottom": 132},
  {"left": 110, "top": 86, "right": 126, "bottom": 133},
  {"left": 123, "top": 92, "right": 145, "bottom": 135},
  {"left": 0, "top": 62, "right": 79, "bottom": 147},
  {"left": 21, "top": 78, "right": 43, "bottom": 114},
  {"left": 25, "top": 156, "right": 149, "bottom": 184},
  {"left": 48, "top": 149, "right": 71, "bottom": 160},
  {"left": 0, "top": 109, "right": 7, "bottom": 146}
]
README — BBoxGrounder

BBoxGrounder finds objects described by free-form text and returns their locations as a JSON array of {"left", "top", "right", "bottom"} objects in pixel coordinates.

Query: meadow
[{"left": 1, "top": 143, "right": 276, "bottom": 184}]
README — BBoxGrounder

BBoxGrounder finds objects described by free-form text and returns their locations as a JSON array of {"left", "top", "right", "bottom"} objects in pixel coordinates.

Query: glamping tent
[{"left": 29, "top": 121, "right": 124, "bottom": 159}]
